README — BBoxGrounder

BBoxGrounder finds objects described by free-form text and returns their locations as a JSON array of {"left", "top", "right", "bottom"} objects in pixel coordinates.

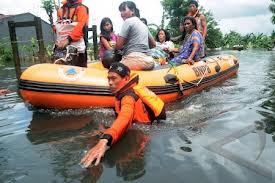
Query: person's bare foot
[{"left": 0, "top": 89, "right": 11, "bottom": 96}]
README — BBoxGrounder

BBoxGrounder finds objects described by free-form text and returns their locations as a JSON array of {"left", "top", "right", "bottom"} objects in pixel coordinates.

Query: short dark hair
[
  {"left": 140, "top": 18, "right": 147, "bottom": 25},
  {"left": 189, "top": 0, "right": 199, "bottom": 7},
  {"left": 119, "top": 1, "right": 138, "bottom": 16},
  {"left": 155, "top": 28, "right": 171, "bottom": 42},
  {"left": 108, "top": 62, "right": 130, "bottom": 78}
]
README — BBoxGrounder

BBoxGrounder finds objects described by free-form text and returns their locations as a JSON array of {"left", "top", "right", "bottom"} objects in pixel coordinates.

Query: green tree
[
  {"left": 271, "top": 30, "right": 275, "bottom": 43},
  {"left": 202, "top": 10, "right": 223, "bottom": 48},
  {"left": 148, "top": 23, "right": 160, "bottom": 38},
  {"left": 270, "top": 0, "right": 275, "bottom": 24},
  {"left": 222, "top": 31, "right": 242, "bottom": 48},
  {"left": 270, "top": 0, "right": 275, "bottom": 46},
  {"left": 222, "top": 32, "right": 274, "bottom": 50},
  {"left": 161, "top": 10, "right": 165, "bottom": 29},
  {"left": 248, "top": 33, "right": 274, "bottom": 49},
  {"left": 0, "top": 42, "right": 12, "bottom": 63},
  {"left": 41, "top": 0, "right": 55, "bottom": 26},
  {"left": 161, "top": 0, "right": 189, "bottom": 36},
  {"left": 161, "top": 0, "right": 223, "bottom": 48}
]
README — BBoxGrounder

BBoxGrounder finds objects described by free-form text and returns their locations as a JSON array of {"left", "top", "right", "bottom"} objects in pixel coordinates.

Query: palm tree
[
  {"left": 41, "top": 0, "right": 56, "bottom": 42},
  {"left": 270, "top": 0, "right": 275, "bottom": 24},
  {"left": 41, "top": 0, "right": 55, "bottom": 27}
]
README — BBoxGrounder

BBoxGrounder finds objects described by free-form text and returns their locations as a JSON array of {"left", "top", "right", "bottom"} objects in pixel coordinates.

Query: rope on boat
[
  {"left": 181, "top": 63, "right": 208, "bottom": 86},
  {"left": 167, "top": 61, "right": 209, "bottom": 87}
]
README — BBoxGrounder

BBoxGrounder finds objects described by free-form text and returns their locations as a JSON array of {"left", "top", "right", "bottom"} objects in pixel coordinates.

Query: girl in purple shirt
[{"left": 99, "top": 17, "right": 118, "bottom": 60}]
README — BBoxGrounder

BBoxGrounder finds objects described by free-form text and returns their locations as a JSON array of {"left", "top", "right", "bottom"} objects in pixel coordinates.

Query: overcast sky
[{"left": 0, "top": 0, "right": 274, "bottom": 35}]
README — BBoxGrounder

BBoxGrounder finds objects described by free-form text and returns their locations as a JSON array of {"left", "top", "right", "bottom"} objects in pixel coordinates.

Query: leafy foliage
[
  {"left": 272, "top": 30, "right": 275, "bottom": 43},
  {"left": 223, "top": 31, "right": 274, "bottom": 50},
  {"left": 161, "top": 0, "right": 189, "bottom": 36},
  {"left": 20, "top": 37, "right": 38, "bottom": 57},
  {"left": 222, "top": 31, "right": 242, "bottom": 48},
  {"left": 161, "top": 0, "right": 223, "bottom": 48},
  {"left": 270, "top": 0, "right": 275, "bottom": 24},
  {"left": 148, "top": 23, "right": 160, "bottom": 38},
  {"left": 0, "top": 42, "right": 12, "bottom": 63},
  {"left": 202, "top": 10, "right": 223, "bottom": 48},
  {"left": 41, "top": 0, "right": 55, "bottom": 26}
]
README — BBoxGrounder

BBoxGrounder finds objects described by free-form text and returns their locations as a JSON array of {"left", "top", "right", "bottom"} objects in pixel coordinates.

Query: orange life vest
[
  {"left": 56, "top": 2, "right": 89, "bottom": 46},
  {"left": 115, "top": 75, "right": 166, "bottom": 123}
]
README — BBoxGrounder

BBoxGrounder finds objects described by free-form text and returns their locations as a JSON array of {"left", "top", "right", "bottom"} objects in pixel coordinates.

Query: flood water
[{"left": 0, "top": 50, "right": 275, "bottom": 183}]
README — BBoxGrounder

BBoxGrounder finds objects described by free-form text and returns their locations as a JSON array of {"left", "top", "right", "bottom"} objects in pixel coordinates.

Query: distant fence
[
  {"left": 8, "top": 16, "right": 45, "bottom": 79},
  {"left": 8, "top": 16, "right": 98, "bottom": 80},
  {"left": 88, "top": 25, "right": 98, "bottom": 60}
]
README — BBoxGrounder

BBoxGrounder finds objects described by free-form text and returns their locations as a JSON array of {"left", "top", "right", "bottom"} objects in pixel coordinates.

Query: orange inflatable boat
[{"left": 19, "top": 55, "right": 239, "bottom": 109}]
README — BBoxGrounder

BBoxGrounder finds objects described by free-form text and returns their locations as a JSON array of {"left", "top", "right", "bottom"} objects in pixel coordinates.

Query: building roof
[
  {"left": 0, "top": 14, "right": 13, "bottom": 20},
  {"left": 0, "top": 13, "right": 50, "bottom": 25}
]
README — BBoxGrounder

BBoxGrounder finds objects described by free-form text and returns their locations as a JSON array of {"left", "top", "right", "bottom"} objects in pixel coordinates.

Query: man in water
[{"left": 80, "top": 63, "right": 166, "bottom": 168}]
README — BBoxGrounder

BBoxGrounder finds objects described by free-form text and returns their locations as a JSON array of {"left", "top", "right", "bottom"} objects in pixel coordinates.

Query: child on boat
[
  {"left": 151, "top": 28, "right": 175, "bottom": 65},
  {"left": 99, "top": 17, "right": 118, "bottom": 60}
]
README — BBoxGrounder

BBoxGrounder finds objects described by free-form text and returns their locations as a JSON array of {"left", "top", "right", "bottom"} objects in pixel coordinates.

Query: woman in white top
[
  {"left": 151, "top": 28, "right": 175, "bottom": 61},
  {"left": 156, "top": 29, "right": 175, "bottom": 50}
]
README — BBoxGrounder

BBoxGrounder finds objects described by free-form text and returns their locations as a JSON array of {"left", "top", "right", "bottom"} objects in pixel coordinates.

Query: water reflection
[
  {"left": 84, "top": 129, "right": 149, "bottom": 182},
  {"left": 27, "top": 112, "right": 94, "bottom": 144},
  {"left": 259, "top": 53, "right": 275, "bottom": 142},
  {"left": 26, "top": 112, "right": 149, "bottom": 182}
]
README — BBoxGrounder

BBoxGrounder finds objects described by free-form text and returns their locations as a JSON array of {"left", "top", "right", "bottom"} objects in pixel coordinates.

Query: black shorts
[{"left": 72, "top": 51, "right": 87, "bottom": 67}]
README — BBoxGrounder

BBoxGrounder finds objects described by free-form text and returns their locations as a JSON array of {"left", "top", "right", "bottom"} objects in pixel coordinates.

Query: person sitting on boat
[
  {"left": 140, "top": 18, "right": 148, "bottom": 26},
  {"left": 169, "top": 16, "right": 204, "bottom": 65},
  {"left": 80, "top": 62, "right": 166, "bottom": 168},
  {"left": 99, "top": 17, "right": 118, "bottom": 61},
  {"left": 54, "top": 0, "right": 89, "bottom": 67},
  {"left": 151, "top": 28, "right": 175, "bottom": 64},
  {"left": 114, "top": 1, "right": 156, "bottom": 71}
]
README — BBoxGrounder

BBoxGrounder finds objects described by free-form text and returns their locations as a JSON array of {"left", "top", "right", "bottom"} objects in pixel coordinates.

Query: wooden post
[
  {"left": 92, "top": 25, "right": 98, "bottom": 60},
  {"left": 8, "top": 21, "right": 21, "bottom": 80},
  {"left": 34, "top": 17, "right": 45, "bottom": 63}
]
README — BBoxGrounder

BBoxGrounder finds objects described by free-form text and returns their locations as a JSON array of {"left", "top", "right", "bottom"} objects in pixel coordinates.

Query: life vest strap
[
  {"left": 61, "top": 3, "right": 87, "bottom": 20},
  {"left": 116, "top": 90, "right": 166, "bottom": 122}
]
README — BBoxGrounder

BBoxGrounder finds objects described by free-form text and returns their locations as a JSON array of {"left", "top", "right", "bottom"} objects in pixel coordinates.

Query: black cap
[{"left": 108, "top": 62, "right": 130, "bottom": 78}]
